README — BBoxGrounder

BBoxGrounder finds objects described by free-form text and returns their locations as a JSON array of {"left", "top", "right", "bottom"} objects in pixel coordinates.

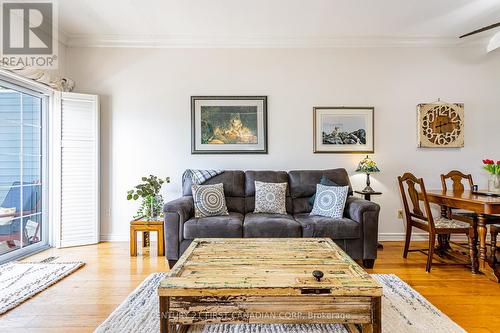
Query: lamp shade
[{"left": 355, "top": 155, "right": 380, "bottom": 173}]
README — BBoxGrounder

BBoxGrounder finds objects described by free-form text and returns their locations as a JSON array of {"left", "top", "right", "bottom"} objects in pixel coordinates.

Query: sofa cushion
[
  {"left": 294, "top": 213, "right": 360, "bottom": 239},
  {"left": 245, "top": 171, "right": 292, "bottom": 214},
  {"left": 288, "top": 169, "right": 353, "bottom": 198},
  {"left": 183, "top": 170, "right": 245, "bottom": 197},
  {"left": 244, "top": 171, "right": 289, "bottom": 196},
  {"left": 243, "top": 213, "right": 301, "bottom": 237},
  {"left": 289, "top": 169, "right": 352, "bottom": 214},
  {"left": 184, "top": 212, "right": 243, "bottom": 239},
  {"left": 225, "top": 197, "right": 246, "bottom": 215}
]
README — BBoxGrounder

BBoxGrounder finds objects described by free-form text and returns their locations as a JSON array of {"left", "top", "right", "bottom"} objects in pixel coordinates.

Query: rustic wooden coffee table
[{"left": 158, "top": 238, "right": 382, "bottom": 333}]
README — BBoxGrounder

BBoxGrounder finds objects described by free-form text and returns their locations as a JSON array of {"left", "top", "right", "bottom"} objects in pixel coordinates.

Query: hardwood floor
[{"left": 1, "top": 241, "right": 500, "bottom": 333}]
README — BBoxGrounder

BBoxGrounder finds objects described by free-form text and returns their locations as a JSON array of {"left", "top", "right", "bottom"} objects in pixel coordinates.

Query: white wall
[{"left": 65, "top": 47, "right": 500, "bottom": 241}]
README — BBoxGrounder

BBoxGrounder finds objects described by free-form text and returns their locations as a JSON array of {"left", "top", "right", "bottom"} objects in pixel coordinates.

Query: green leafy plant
[{"left": 127, "top": 175, "right": 170, "bottom": 218}]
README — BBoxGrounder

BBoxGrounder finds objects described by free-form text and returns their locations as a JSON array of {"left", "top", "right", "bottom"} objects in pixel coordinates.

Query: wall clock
[{"left": 417, "top": 102, "right": 464, "bottom": 148}]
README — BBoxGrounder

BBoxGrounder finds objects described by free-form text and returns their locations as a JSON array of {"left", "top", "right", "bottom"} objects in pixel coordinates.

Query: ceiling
[{"left": 58, "top": 0, "right": 500, "bottom": 47}]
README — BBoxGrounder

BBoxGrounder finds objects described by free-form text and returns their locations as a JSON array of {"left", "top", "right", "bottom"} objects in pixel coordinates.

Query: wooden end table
[
  {"left": 354, "top": 190, "right": 382, "bottom": 201},
  {"left": 158, "top": 238, "right": 382, "bottom": 333},
  {"left": 130, "top": 216, "right": 164, "bottom": 256}
]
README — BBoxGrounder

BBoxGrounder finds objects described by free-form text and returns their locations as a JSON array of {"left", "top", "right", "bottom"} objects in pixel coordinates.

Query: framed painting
[
  {"left": 313, "top": 107, "right": 374, "bottom": 154},
  {"left": 417, "top": 102, "right": 464, "bottom": 148},
  {"left": 191, "top": 96, "right": 268, "bottom": 154}
]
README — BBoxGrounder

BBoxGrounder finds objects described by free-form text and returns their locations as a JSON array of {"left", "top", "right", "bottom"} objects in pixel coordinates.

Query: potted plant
[
  {"left": 482, "top": 159, "right": 500, "bottom": 193},
  {"left": 127, "top": 175, "right": 170, "bottom": 218}
]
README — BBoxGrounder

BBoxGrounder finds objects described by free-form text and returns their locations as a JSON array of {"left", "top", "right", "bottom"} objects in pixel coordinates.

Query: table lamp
[{"left": 355, "top": 155, "right": 380, "bottom": 193}]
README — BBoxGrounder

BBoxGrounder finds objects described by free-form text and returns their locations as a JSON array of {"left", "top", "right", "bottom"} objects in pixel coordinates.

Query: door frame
[{"left": 0, "top": 71, "right": 53, "bottom": 263}]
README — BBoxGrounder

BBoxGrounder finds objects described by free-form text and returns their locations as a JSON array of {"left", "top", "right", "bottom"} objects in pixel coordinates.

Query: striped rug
[
  {"left": 95, "top": 273, "right": 465, "bottom": 333},
  {"left": 0, "top": 260, "right": 84, "bottom": 314}
]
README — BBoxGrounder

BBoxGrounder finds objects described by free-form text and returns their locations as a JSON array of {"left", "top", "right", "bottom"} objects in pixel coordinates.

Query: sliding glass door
[{"left": 0, "top": 81, "right": 47, "bottom": 261}]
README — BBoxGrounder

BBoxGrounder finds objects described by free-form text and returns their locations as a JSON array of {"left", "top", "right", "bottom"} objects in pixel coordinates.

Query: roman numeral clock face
[{"left": 417, "top": 103, "right": 464, "bottom": 148}]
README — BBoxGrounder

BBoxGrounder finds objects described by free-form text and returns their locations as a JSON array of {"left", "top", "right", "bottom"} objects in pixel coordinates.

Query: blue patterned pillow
[
  {"left": 192, "top": 183, "right": 229, "bottom": 218},
  {"left": 308, "top": 176, "right": 340, "bottom": 206},
  {"left": 310, "top": 184, "right": 349, "bottom": 219}
]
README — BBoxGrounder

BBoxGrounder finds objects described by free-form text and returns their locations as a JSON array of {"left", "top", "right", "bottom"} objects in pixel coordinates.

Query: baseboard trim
[
  {"left": 100, "top": 233, "right": 482, "bottom": 242},
  {"left": 379, "top": 233, "right": 488, "bottom": 242}
]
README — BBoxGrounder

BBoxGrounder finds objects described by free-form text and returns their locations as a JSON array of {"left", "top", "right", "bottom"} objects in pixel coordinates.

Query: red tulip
[
  {"left": 483, "top": 159, "right": 488, "bottom": 164},
  {"left": 497, "top": 161, "right": 500, "bottom": 164}
]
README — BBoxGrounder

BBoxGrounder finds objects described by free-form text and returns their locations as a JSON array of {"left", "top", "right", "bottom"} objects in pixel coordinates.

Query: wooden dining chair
[
  {"left": 441, "top": 170, "right": 500, "bottom": 263},
  {"left": 398, "top": 172, "right": 474, "bottom": 272},
  {"left": 440, "top": 170, "right": 476, "bottom": 220},
  {"left": 492, "top": 224, "right": 499, "bottom": 264},
  {"left": 441, "top": 170, "right": 474, "bottom": 192}
]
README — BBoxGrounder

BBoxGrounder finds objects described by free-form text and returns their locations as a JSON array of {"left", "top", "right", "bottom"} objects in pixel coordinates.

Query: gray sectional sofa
[{"left": 163, "top": 169, "right": 380, "bottom": 268}]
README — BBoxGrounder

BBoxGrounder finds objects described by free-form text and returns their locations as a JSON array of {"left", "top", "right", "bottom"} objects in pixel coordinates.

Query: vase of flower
[
  {"left": 489, "top": 174, "right": 500, "bottom": 193},
  {"left": 482, "top": 159, "right": 500, "bottom": 193}
]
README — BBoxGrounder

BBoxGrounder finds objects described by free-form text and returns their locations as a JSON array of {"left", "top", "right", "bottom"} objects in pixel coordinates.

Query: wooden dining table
[{"left": 424, "top": 190, "right": 500, "bottom": 282}]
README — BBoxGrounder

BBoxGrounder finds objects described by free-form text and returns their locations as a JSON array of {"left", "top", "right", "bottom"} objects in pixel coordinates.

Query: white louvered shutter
[{"left": 54, "top": 92, "right": 99, "bottom": 248}]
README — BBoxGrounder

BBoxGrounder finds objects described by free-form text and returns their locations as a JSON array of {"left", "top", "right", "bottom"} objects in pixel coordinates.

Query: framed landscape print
[
  {"left": 191, "top": 96, "right": 268, "bottom": 154},
  {"left": 417, "top": 102, "right": 464, "bottom": 148},
  {"left": 313, "top": 107, "right": 374, "bottom": 154}
]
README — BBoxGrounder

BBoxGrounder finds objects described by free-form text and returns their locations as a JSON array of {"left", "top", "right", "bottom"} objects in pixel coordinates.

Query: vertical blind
[{"left": 57, "top": 93, "right": 99, "bottom": 247}]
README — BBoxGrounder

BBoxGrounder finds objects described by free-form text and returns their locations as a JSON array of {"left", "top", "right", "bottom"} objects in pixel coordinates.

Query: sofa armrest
[
  {"left": 344, "top": 196, "right": 380, "bottom": 260},
  {"left": 163, "top": 196, "right": 194, "bottom": 260}
]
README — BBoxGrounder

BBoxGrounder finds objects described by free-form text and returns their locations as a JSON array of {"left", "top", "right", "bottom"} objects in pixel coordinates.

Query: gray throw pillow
[
  {"left": 310, "top": 184, "right": 349, "bottom": 219},
  {"left": 254, "top": 181, "right": 287, "bottom": 214},
  {"left": 192, "top": 183, "right": 229, "bottom": 218}
]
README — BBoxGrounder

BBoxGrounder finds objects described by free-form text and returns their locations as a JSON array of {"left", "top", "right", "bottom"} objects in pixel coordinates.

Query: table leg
[
  {"left": 361, "top": 296, "right": 381, "bottom": 333},
  {"left": 160, "top": 296, "right": 170, "bottom": 333},
  {"left": 157, "top": 228, "right": 165, "bottom": 256},
  {"left": 478, "top": 214, "right": 500, "bottom": 282},
  {"left": 130, "top": 228, "right": 137, "bottom": 256},
  {"left": 468, "top": 219, "right": 478, "bottom": 274}
]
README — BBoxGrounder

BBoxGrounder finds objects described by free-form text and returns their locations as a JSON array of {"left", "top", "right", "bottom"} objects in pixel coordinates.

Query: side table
[
  {"left": 354, "top": 190, "right": 382, "bottom": 201},
  {"left": 130, "top": 216, "right": 164, "bottom": 256},
  {"left": 355, "top": 190, "right": 383, "bottom": 249}
]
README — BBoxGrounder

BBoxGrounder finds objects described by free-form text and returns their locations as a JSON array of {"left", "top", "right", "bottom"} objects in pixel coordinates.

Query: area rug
[
  {"left": 95, "top": 273, "right": 465, "bottom": 333},
  {"left": 0, "top": 260, "right": 84, "bottom": 314}
]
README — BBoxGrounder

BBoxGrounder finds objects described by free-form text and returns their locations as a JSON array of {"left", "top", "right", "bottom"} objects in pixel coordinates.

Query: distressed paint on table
[{"left": 158, "top": 238, "right": 382, "bottom": 333}]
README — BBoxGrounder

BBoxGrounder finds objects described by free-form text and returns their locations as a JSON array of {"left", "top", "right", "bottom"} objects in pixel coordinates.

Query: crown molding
[{"left": 63, "top": 33, "right": 488, "bottom": 49}]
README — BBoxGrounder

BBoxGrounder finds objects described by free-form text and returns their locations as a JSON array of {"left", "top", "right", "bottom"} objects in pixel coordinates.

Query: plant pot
[{"left": 488, "top": 174, "right": 500, "bottom": 193}]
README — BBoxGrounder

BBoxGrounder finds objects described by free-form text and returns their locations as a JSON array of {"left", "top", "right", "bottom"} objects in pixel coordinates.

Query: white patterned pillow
[
  {"left": 192, "top": 183, "right": 229, "bottom": 218},
  {"left": 310, "top": 184, "right": 349, "bottom": 219},
  {"left": 254, "top": 181, "right": 287, "bottom": 214}
]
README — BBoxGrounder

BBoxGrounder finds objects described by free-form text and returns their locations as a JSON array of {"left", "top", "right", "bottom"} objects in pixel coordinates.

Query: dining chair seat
[{"left": 417, "top": 216, "right": 470, "bottom": 230}]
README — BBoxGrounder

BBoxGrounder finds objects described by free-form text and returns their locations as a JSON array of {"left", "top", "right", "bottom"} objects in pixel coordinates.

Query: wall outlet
[{"left": 397, "top": 209, "right": 404, "bottom": 219}]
